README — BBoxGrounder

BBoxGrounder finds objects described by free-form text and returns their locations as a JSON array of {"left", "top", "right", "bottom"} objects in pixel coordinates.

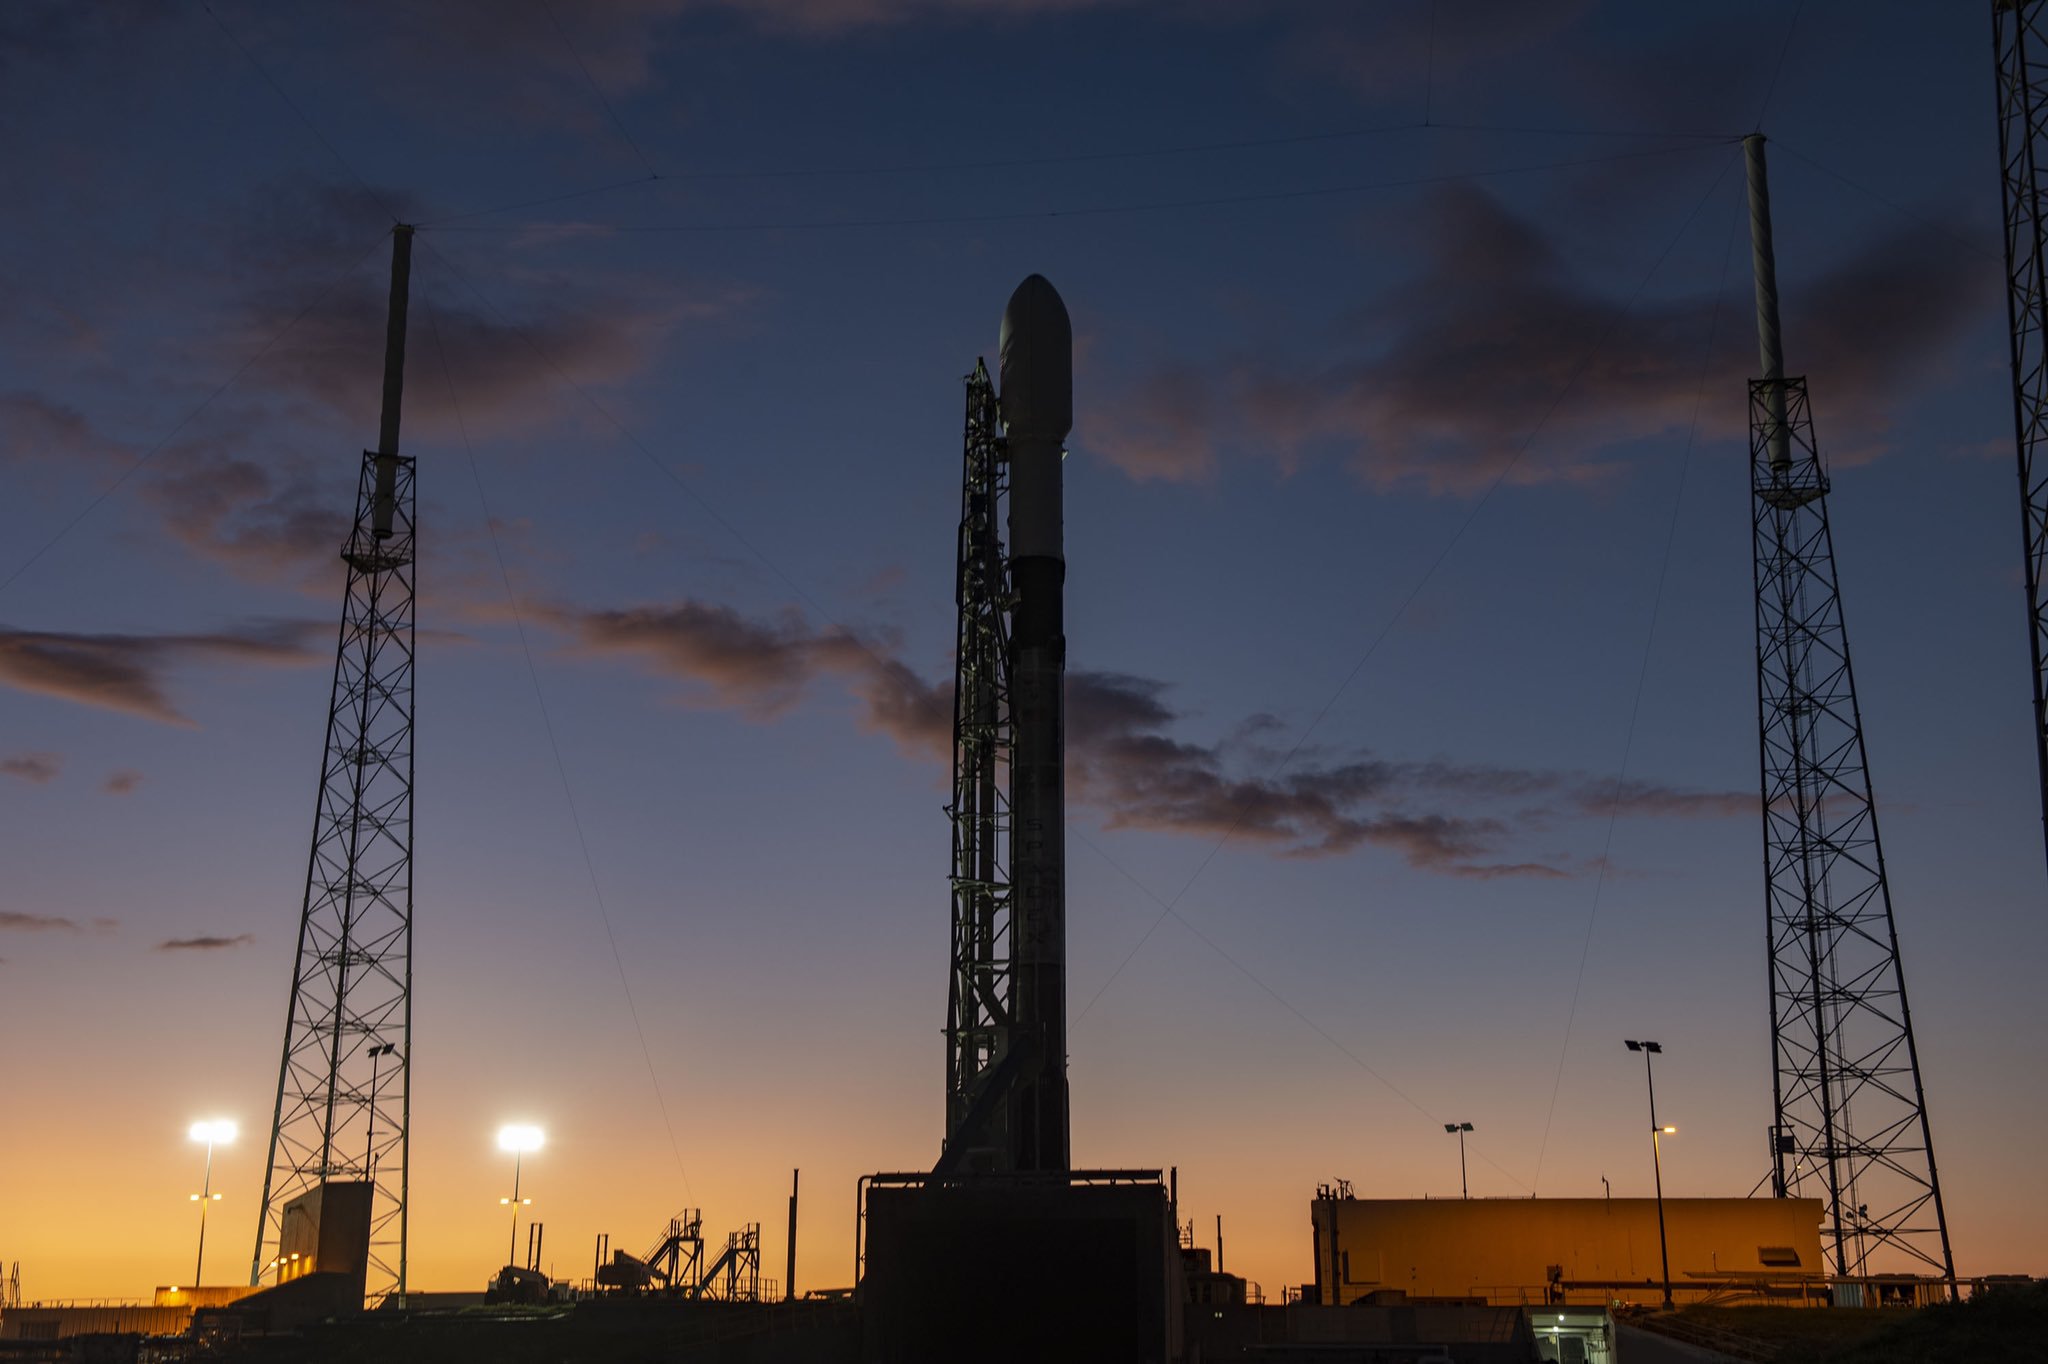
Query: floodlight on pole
[
  {"left": 188, "top": 1120, "right": 236, "bottom": 1288},
  {"left": 365, "top": 1043, "right": 398, "bottom": 1178},
  {"left": 1623, "top": 1040, "right": 1674, "bottom": 1309},
  {"left": 1443, "top": 1122, "right": 1474, "bottom": 1199},
  {"left": 496, "top": 1126, "right": 542, "bottom": 1267}
]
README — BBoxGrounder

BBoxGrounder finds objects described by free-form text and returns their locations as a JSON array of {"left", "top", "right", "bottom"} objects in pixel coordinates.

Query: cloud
[
  {"left": 138, "top": 439, "right": 352, "bottom": 583},
  {"left": 0, "top": 910, "right": 115, "bottom": 932},
  {"left": 0, "top": 391, "right": 133, "bottom": 468},
  {"left": 0, "top": 621, "right": 324, "bottom": 724},
  {"left": 1087, "top": 185, "right": 1998, "bottom": 492},
  {"left": 215, "top": 180, "right": 730, "bottom": 445},
  {"left": 156, "top": 933, "right": 255, "bottom": 952},
  {"left": 1, "top": 751, "right": 60, "bottom": 783},
  {"left": 1061, "top": 672, "right": 1748, "bottom": 871},
  {"left": 241, "top": 271, "right": 683, "bottom": 442},
  {"left": 103, "top": 769, "right": 143, "bottom": 795},
  {"left": 1282, "top": 0, "right": 1594, "bottom": 104},
  {"left": 546, "top": 594, "right": 1746, "bottom": 874},
  {"left": 548, "top": 598, "right": 952, "bottom": 754}
]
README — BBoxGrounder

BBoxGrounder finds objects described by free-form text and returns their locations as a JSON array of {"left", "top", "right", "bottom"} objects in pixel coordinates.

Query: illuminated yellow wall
[{"left": 1311, "top": 1197, "right": 1824, "bottom": 1307}]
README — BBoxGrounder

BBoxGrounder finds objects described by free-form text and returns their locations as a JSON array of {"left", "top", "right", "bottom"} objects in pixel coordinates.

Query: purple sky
[{"left": 1, "top": 0, "right": 2041, "bottom": 1299}]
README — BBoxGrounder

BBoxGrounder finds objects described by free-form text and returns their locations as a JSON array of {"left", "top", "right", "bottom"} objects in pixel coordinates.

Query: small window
[{"left": 1759, "top": 1245, "right": 1801, "bottom": 1267}]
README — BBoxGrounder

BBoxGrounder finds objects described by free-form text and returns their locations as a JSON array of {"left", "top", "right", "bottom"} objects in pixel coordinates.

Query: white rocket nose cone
[{"left": 999, "top": 274, "right": 1072, "bottom": 441}]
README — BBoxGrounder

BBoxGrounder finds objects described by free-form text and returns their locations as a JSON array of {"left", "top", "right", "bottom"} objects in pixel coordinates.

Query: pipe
[
  {"left": 1743, "top": 136, "right": 1793, "bottom": 473},
  {"left": 372, "top": 225, "right": 415, "bottom": 538},
  {"left": 786, "top": 1168, "right": 799, "bottom": 1302}
]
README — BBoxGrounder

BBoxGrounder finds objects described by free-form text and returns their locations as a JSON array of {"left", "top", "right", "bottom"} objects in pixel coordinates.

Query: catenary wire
[
  {"left": 1070, "top": 147, "right": 1748, "bottom": 1068},
  {"left": 423, "top": 217, "right": 1545, "bottom": 1196},
  {"left": 0, "top": 233, "right": 391, "bottom": 599},
  {"left": 1069, "top": 826, "right": 1535, "bottom": 1195},
  {"left": 421, "top": 118, "right": 1719, "bottom": 1201},
  {"left": 1752, "top": 0, "right": 1808, "bottom": 135},
  {"left": 415, "top": 115, "right": 1746, "bottom": 226},
  {"left": 423, "top": 291, "right": 695, "bottom": 1202},
  {"left": 1527, "top": 151, "right": 1747, "bottom": 1195},
  {"left": 535, "top": 0, "right": 664, "bottom": 181},
  {"left": 1769, "top": 139, "right": 2004, "bottom": 265},
  {"left": 423, "top": 140, "right": 1736, "bottom": 235},
  {"left": 415, "top": 235, "right": 879, "bottom": 654},
  {"left": 201, "top": 3, "right": 405, "bottom": 225}
]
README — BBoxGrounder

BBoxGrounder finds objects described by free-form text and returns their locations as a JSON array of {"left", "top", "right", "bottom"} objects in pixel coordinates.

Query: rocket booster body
[{"left": 1000, "top": 275, "right": 1072, "bottom": 1174}]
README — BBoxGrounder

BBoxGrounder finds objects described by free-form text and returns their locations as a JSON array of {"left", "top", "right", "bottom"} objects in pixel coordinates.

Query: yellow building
[{"left": 1310, "top": 1196, "right": 1826, "bottom": 1308}]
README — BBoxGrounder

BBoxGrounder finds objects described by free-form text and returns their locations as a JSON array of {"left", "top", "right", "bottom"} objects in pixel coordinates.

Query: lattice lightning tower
[
  {"left": 941, "top": 360, "right": 1016, "bottom": 1172},
  {"left": 1745, "top": 137, "right": 1954, "bottom": 1286},
  {"left": 1995, "top": 0, "right": 2048, "bottom": 870},
  {"left": 251, "top": 226, "right": 418, "bottom": 1300}
]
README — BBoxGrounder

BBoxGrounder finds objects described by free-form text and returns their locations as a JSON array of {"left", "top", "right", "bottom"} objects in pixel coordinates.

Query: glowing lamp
[{"left": 497, "top": 1124, "right": 543, "bottom": 1153}]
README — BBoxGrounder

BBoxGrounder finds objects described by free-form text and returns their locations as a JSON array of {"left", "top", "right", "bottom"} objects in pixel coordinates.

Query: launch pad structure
[
  {"left": 1743, "top": 137, "right": 1954, "bottom": 1287},
  {"left": 251, "top": 225, "right": 419, "bottom": 1303},
  {"left": 857, "top": 276, "right": 1180, "bottom": 1364}
]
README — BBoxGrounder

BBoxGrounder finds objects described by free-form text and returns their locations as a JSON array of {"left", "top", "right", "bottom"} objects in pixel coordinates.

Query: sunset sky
[{"left": 2, "top": 0, "right": 2042, "bottom": 1302}]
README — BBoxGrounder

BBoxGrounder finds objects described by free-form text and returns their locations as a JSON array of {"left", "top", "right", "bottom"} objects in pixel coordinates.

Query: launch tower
[
  {"left": 251, "top": 226, "right": 418, "bottom": 1301},
  {"left": 1745, "top": 137, "right": 1954, "bottom": 1286},
  {"left": 937, "top": 278, "right": 1072, "bottom": 1177},
  {"left": 1994, "top": 0, "right": 2048, "bottom": 870}
]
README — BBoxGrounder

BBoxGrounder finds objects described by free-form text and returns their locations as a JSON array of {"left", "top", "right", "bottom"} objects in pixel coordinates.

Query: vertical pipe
[
  {"left": 786, "top": 1169, "right": 799, "bottom": 1302},
  {"left": 1000, "top": 275, "right": 1073, "bottom": 1174},
  {"left": 373, "top": 226, "right": 415, "bottom": 538},
  {"left": 1646, "top": 1052, "right": 1672, "bottom": 1310},
  {"left": 1744, "top": 136, "right": 1793, "bottom": 474},
  {"left": 1215, "top": 1214, "right": 1224, "bottom": 1275}
]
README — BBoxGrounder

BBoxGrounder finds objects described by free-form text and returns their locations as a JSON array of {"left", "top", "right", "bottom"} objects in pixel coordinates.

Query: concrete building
[{"left": 1310, "top": 1195, "right": 1826, "bottom": 1309}]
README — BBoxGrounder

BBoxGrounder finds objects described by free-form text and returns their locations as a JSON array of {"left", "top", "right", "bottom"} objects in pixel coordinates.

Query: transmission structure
[
  {"left": 251, "top": 225, "right": 418, "bottom": 1301},
  {"left": 1744, "top": 137, "right": 1954, "bottom": 1287},
  {"left": 1995, "top": 0, "right": 2048, "bottom": 871},
  {"left": 940, "top": 359, "right": 1016, "bottom": 1172}
]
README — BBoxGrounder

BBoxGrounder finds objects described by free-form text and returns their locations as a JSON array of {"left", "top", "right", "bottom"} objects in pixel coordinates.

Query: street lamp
[
  {"left": 1443, "top": 1123, "right": 1474, "bottom": 1199},
  {"left": 187, "top": 1120, "right": 236, "bottom": 1288},
  {"left": 365, "top": 1043, "right": 398, "bottom": 1176},
  {"left": 1623, "top": 1040, "right": 1674, "bottom": 1309},
  {"left": 497, "top": 1125, "right": 543, "bottom": 1267}
]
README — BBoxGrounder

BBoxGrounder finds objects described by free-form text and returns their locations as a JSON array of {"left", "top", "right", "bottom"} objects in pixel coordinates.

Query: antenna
[
  {"left": 1744, "top": 137, "right": 1954, "bottom": 1288},
  {"left": 250, "top": 224, "right": 419, "bottom": 1303}
]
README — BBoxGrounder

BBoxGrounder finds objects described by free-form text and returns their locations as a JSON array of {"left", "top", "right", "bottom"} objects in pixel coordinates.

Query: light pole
[
  {"left": 365, "top": 1043, "right": 397, "bottom": 1176},
  {"left": 188, "top": 1120, "right": 235, "bottom": 1288},
  {"left": 1624, "top": 1040, "right": 1674, "bottom": 1309},
  {"left": 1444, "top": 1123, "right": 1473, "bottom": 1199},
  {"left": 497, "top": 1125, "right": 542, "bottom": 1268}
]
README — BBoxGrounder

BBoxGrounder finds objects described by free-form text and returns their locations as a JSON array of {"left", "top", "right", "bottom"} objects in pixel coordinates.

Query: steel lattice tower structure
[
  {"left": 940, "top": 360, "right": 1017, "bottom": 1172},
  {"left": 252, "top": 225, "right": 418, "bottom": 1300},
  {"left": 1995, "top": 0, "right": 2048, "bottom": 870},
  {"left": 1745, "top": 138, "right": 1954, "bottom": 1287}
]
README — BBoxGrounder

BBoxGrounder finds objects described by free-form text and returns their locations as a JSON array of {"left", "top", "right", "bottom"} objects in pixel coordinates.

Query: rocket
[{"left": 1000, "top": 275, "right": 1072, "bottom": 1174}]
